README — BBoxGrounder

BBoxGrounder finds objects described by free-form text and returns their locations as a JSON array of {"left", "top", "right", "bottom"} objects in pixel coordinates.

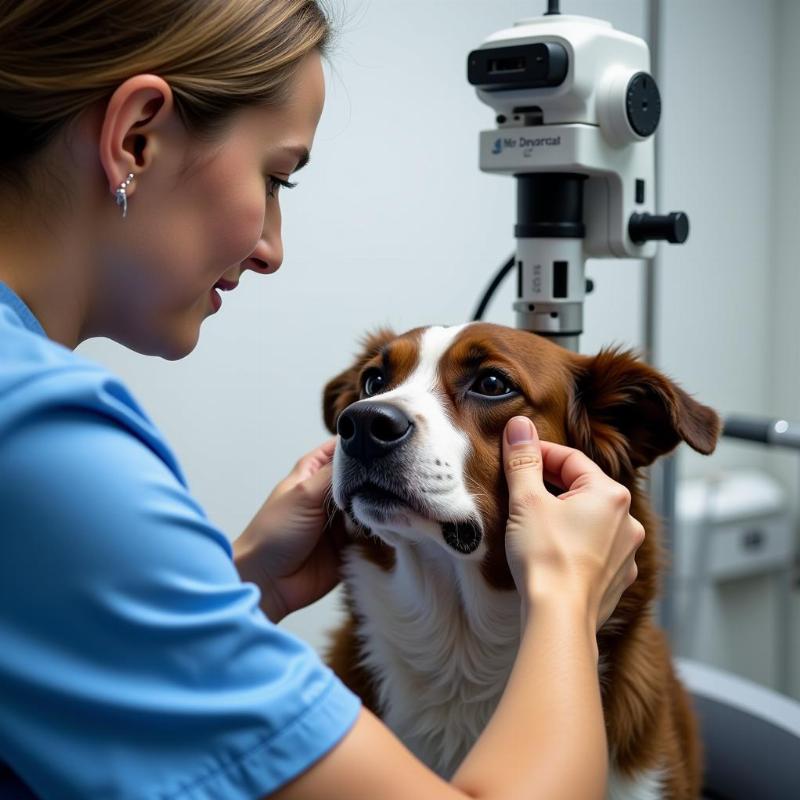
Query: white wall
[
  {"left": 770, "top": 0, "right": 800, "bottom": 498},
  {"left": 657, "top": 0, "right": 776, "bottom": 480},
  {"left": 770, "top": 0, "right": 800, "bottom": 699},
  {"left": 77, "top": 0, "right": 790, "bottom": 665},
  {"left": 659, "top": 0, "right": 800, "bottom": 699}
]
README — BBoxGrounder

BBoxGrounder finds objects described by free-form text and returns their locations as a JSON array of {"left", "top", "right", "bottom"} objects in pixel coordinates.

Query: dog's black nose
[{"left": 337, "top": 402, "right": 413, "bottom": 465}]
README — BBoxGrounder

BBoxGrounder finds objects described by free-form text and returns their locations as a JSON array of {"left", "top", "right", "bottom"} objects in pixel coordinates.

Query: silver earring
[{"left": 114, "top": 173, "right": 135, "bottom": 219}]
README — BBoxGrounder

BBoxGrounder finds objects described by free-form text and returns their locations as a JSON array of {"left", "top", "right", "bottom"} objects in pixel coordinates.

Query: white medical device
[{"left": 468, "top": 0, "right": 688, "bottom": 350}]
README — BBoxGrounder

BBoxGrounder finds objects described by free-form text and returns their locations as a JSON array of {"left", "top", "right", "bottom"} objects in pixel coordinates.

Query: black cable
[
  {"left": 545, "top": 0, "right": 560, "bottom": 15},
  {"left": 471, "top": 255, "right": 515, "bottom": 321}
]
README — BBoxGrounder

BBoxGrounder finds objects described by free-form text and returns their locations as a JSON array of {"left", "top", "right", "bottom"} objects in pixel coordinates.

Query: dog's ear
[
  {"left": 567, "top": 348, "right": 721, "bottom": 479},
  {"left": 322, "top": 328, "right": 396, "bottom": 434}
]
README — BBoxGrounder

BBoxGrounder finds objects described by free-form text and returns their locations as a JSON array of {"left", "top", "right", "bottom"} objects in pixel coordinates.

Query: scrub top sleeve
[{"left": 0, "top": 404, "right": 360, "bottom": 800}]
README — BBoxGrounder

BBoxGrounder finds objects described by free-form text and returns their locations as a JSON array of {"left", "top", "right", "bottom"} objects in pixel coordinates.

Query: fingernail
[{"left": 507, "top": 417, "right": 534, "bottom": 445}]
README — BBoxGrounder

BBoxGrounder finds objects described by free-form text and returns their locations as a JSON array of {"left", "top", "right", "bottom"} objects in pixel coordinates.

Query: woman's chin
[
  {"left": 160, "top": 329, "right": 201, "bottom": 361},
  {"left": 128, "top": 324, "right": 200, "bottom": 361}
]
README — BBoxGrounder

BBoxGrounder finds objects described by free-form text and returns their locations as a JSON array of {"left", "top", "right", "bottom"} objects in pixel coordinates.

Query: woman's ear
[
  {"left": 322, "top": 328, "right": 396, "bottom": 434},
  {"left": 98, "top": 74, "right": 174, "bottom": 197},
  {"left": 567, "top": 348, "right": 721, "bottom": 479}
]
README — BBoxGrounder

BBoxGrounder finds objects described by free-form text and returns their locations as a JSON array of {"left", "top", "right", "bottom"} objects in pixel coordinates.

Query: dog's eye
[
  {"left": 470, "top": 370, "right": 516, "bottom": 399},
  {"left": 362, "top": 368, "right": 387, "bottom": 398}
]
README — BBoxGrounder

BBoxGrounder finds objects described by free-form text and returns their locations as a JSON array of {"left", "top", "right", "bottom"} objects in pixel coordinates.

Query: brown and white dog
[{"left": 322, "top": 322, "right": 720, "bottom": 799}]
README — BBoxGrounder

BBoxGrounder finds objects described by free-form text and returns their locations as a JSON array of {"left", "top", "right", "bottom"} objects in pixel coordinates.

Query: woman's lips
[{"left": 209, "top": 279, "right": 238, "bottom": 313}]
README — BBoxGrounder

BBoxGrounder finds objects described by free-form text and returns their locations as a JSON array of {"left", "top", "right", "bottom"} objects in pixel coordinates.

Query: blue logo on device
[{"left": 492, "top": 138, "right": 503, "bottom": 154}]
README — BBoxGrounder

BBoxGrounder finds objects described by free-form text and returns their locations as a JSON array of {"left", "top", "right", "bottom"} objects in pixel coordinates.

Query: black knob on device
[
  {"left": 626, "top": 72, "right": 661, "bottom": 137},
  {"left": 628, "top": 212, "right": 689, "bottom": 245}
]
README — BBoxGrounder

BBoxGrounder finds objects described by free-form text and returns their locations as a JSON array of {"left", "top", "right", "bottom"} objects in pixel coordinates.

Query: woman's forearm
[
  {"left": 270, "top": 592, "right": 609, "bottom": 800},
  {"left": 452, "top": 594, "right": 607, "bottom": 800}
]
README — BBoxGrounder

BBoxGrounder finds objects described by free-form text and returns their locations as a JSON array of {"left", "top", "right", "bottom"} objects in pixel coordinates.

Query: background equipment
[{"left": 468, "top": 0, "right": 687, "bottom": 351}]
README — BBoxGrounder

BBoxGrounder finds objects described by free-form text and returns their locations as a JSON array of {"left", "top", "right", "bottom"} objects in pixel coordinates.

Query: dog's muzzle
[{"left": 336, "top": 401, "right": 483, "bottom": 556}]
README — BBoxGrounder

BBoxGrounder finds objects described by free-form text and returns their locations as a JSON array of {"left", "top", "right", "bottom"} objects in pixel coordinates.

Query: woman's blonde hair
[{"left": 0, "top": 0, "right": 331, "bottom": 189}]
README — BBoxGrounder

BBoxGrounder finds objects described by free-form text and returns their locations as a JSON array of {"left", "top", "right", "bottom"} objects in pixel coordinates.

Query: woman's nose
[{"left": 244, "top": 236, "right": 283, "bottom": 275}]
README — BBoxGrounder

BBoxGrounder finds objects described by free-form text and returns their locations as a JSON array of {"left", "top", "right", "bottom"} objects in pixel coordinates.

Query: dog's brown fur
[{"left": 323, "top": 323, "right": 719, "bottom": 797}]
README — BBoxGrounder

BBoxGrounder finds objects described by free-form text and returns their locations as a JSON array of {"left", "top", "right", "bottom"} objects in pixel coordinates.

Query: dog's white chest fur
[
  {"left": 343, "top": 545, "right": 665, "bottom": 799},
  {"left": 344, "top": 542, "right": 520, "bottom": 777}
]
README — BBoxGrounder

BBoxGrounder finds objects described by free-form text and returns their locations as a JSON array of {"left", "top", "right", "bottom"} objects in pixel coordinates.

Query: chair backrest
[{"left": 675, "top": 659, "right": 800, "bottom": 799}]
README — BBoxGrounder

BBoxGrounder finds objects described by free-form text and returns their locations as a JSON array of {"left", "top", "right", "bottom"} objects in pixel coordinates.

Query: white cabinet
[{"left": 673, "top": 470, "right": 795, "bottom": 694}]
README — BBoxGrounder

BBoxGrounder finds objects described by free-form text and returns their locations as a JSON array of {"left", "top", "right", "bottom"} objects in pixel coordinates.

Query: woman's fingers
[
  {"left": 538, "top": 439, "right": 605, "bottom": 491},
  {"left": 502, "top": 417, "right": 546, "bottom": 502},
  {"left": 292, "top": 461, "right": 333, "bottom": 505},
  {"left": 289, "top": 437, "right": 337, "bottom": 482},
  {"left": 269, "top": 438, "right": 337, "bottom": 500},
  {"left": 629, "top": 516, "right": 646, "bottom": 552}
]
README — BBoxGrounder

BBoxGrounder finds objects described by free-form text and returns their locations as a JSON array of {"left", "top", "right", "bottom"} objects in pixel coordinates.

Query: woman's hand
[
  {"left": 502, "top": 416, "right": 644, "bottom": 630},
  {"left": 234, "top": 438, "right": 342, "bottom": 623}
]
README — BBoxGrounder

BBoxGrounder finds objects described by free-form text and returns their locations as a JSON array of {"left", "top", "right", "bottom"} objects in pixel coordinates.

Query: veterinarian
[{"left": 0, "top": 2, "right": 645, "bottom": 798}]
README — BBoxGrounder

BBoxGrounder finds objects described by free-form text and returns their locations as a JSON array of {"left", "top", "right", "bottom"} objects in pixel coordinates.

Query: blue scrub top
[{"left": 0, "top": 283, "right": 360, "bottom": 799}]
